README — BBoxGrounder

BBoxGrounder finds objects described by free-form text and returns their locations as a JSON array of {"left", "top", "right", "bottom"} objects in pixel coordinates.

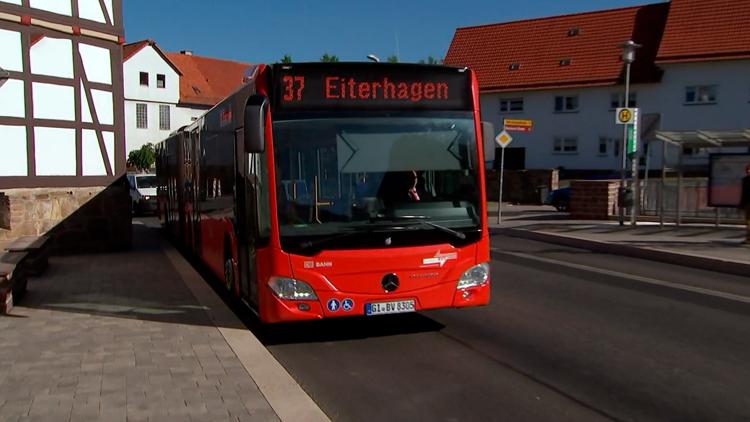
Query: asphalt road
[{"left": 258, "top": 234, "right": 750, "bottom": 422}]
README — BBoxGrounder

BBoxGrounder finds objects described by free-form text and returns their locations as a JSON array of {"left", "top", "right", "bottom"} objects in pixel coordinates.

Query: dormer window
[
  {"left": 509, "top": 63, "right": 520, "bottom": 71},
  {"left": 567, "top": 27, "right": 580, "bottom": 37},
  {"left": 559, "top": 58, "right": 572, "bottom": 66}
]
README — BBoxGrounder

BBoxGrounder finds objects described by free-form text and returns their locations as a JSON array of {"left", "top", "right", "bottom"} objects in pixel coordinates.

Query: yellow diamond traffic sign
[{"left": 495, "top": 130, "right": 513, "bottom": 148}]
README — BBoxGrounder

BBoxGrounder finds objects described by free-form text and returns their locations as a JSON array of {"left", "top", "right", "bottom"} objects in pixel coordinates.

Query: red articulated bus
[{"left": 156, "top": 62, "right": 492, "bottom": 323}]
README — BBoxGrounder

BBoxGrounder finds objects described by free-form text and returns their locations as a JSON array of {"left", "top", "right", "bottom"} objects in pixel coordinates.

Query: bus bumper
[{"left": 259, "top": 281, "right": 490, "bottom": 323}]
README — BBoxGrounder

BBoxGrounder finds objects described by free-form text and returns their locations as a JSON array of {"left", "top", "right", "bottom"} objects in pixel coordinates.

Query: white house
[
  {"left": 123, "top": 42, "right": 252, "bottom": 154},
  {"left": 445, "top": 0, "right": 750, "bottom": 175},
  {"left": 123, "top": 40, "right": 180, "bottom": 153}
]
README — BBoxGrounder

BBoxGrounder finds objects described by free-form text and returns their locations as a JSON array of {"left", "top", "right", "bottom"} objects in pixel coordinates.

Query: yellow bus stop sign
[{"left": 616, "top": 107, "right": 636, "bottom": 125}]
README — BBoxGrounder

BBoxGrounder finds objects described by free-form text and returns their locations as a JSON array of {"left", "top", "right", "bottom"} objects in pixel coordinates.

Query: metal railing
[{"left": 640, "top": 178, "right": 743, "bottom": 223}]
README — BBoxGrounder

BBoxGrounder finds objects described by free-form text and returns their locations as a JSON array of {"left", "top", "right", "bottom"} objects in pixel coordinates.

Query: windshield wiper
[
  {"left": 417, "top": 220, "right": 466, "bottom": 240},
  {"left": 298, "top": 223, "right": 403, "bottom": 250},
  {"left": 371, "top": 215, "right": 467, "bottom": 240}
]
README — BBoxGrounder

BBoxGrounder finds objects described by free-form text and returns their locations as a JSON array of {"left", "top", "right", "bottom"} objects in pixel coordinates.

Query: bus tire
[{"left": 223, "top": 249, "right": 234, "bottom": 292}]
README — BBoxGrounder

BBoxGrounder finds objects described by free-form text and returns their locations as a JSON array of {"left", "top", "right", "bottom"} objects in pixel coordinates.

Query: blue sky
[{"left": 123, "top": 0, "right": 660, "bottom": 64}]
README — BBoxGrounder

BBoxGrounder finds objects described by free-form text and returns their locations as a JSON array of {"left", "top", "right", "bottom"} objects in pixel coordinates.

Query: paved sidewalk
[
  {"left": 488, "top": 204, "right": 750, "bottom": 275},
  {"left": 0, "top": 224, "right": 328, "bottom": 422}
]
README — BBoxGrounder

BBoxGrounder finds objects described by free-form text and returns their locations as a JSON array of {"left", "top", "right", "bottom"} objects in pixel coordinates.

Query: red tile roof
[
  {"left": 123, "top": 40, "right": 149, "bottom": 61},
  {"left": 122, "top": 40, "right": 182, "bottom": 75},
  {"left": 444, "top": 3, "right": 668, "bottom": 92},
  {"left": 164, "top": 52, "right": 252, "bottom": 107},
  {"left": 656, "top": 0, "right": 750, "bottom": 63}
]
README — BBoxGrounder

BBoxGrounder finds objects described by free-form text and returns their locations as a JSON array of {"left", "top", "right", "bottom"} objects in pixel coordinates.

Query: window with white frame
[
  {"left": 685, "top": 85, "right": 717, "bottom": 105},
  {"left": 499, "top": 97, "right": 524, "bottom": 113},
  {"left": 610, "top": 92, "right": 637, "bottom": 109},
  {"left": 553, "top": 137, "right": 578, "bottom": 153},
  {"left": 136, "top": 103, "right": 147, "bottom": 129},
  {"left": 159, "top": 104, "right": 170, "bottom": 130},
  {"left": 139, "top": 72, "right": 148, "bottom": 87},
  {"left": 554, "top": 95, "right": 579, "bottom": 112},
  {"left": 157, "top": 74, "right": 165, "bottom": 89}
]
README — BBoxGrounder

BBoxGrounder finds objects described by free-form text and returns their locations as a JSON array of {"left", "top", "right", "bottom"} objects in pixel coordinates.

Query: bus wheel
[{"left": 223, "top": 254, "right": 235, "bottom": 292}]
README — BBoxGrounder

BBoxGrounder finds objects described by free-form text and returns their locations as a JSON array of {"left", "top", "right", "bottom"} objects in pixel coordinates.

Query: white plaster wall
[
  {"left": 123, "top": 46, "right": 179, "bottom": 104},
  {"left": 30, "top": 0, "right": 72, "bottom": 16},
  {"left": 33, "top": 83, "right": 75, "bottom": 121},
  {"left": 0, "top": 0, "right": 23, "bottom": 5},
  {"left": 35, "top": 127, "right": 76, "bottom": 176},
  {"left": 91, "top": 89, "right": 113, "bottom": 125},
  {"left": 0, "top": 79, "right": 25, "bottom": 118},
  {"left": 82, "top": 129, "right": 114, "bottom": 175},
  {"left": 30, "top": 37, "right": 73, "bottom": 79},
  {"left": 0, "top": 29, "right": 23, "bottom": 72},
  {"left": 482, "top": 84, "right": 659, "bottom": 171},
  {"left": 78, "top": 0, "right": 113, "bottom": 24},
  {"left": 125, "top": 101, "right": 177, "bottom": 152},
  {"left": 654, "top": 60, "right": 750, "bottom": 131},
  {"left": 0, "top": 125, "right": 27, "bottom": 176},
  {"left": 79, "top": 43, "right": 112, "bottom": 85},
  {"left": 174, "top": 105, "right": 207, "bottom": 128}
]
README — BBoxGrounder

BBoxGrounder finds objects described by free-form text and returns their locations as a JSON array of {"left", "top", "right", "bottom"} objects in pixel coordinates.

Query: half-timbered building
[{"left": 0, "top": 0, "right": 129, "bottom": 251}]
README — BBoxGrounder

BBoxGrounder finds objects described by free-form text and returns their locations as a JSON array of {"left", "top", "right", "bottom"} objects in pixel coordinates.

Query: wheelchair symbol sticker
[{"left": 342, "top": 298, "right": 354, "bottom": 312}]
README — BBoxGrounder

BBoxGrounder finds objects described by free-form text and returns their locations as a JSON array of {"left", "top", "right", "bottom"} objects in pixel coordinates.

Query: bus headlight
[
  {"left": 268, "top": 277, "right": 317, "bottom": 300},
  {"left": 457, "top": 263, "right": 489, "bottom": 289}
]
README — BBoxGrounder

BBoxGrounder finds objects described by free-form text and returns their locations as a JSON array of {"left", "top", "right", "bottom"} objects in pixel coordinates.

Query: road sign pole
[
  {"left": 497, "top": 146, "right": 506, "bottom": 224},
  {"left": 619, "top": 61, "right": 631, "bottom": 226}
]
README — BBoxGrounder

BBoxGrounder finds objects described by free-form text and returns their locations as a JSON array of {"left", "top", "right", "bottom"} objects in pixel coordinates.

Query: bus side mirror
[
  {"left": 481, "top": 121, "right": 496, "bottom": 164},
  {"left": 244, "top": 96, "right": 268, "bottom": 153}
]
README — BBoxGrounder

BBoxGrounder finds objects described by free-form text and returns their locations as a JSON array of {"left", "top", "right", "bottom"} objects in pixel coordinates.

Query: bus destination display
[{"left": 274, "top": 64, "right": 471, "bottom": 111}]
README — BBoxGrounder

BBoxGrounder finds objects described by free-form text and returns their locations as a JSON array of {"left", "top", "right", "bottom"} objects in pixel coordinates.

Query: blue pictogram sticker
[
  {"left": 326, "top": 298, "right": 341, "bottom": 312},
  {"left": 342, "top": 298, "right": 354, "bottom": 312}
]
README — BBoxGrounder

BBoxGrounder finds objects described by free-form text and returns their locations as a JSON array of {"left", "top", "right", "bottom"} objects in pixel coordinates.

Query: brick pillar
[{"left": 570, "top": 180, "right": 620, "bottom": 220}]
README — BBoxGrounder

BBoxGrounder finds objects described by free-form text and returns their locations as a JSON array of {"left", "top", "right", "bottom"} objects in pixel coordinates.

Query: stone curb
[
  {"left": 163, "top": 241, "right": 331, "bottom": 422},
  {"left": 491, "top": 227, "right": 750, "bottom": 278}
]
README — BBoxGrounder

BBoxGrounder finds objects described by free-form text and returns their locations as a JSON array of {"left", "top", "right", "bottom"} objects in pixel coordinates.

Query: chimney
[{"left": 180, "top": 50, "right": 193, "bottom": 56}]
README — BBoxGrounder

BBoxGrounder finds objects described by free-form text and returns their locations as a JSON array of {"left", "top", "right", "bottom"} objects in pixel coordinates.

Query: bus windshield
[{"left": 272, "top": 111, "right": 481, "bottom": 250}]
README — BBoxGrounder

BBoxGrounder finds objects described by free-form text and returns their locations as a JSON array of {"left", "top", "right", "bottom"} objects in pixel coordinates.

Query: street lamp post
[{"left": 619, "top": 40, "right": 641, "bottom": 226}]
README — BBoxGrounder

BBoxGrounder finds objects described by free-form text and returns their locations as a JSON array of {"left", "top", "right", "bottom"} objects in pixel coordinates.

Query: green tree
[
  {"left": 127, "top": 143, "right": 156, "bottom": 171},
  {"left": 418, "top": 56, "right": 441, "bottom": 65},
  {"left": 320, "top": 53, "right": 339, "bottom": 62},
  {"left": 279, "top": 54, "right": 293, "bottom": 64},
  {"left": 386, "top": 55, "right": 399, "bottom": 63}
]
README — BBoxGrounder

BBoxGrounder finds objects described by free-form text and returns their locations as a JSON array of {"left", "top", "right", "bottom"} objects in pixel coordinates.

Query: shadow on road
[{"left": 251, "top": 313, "right": 446, "bottom": 346}]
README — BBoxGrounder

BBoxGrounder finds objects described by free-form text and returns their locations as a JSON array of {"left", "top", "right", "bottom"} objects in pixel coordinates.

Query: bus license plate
[{"left": 365, "top": 299, "right": 416, "bottom": 316}]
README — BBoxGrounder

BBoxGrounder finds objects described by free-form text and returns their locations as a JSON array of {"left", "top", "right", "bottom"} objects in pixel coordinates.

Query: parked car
[
  {"left": 545, "top": 187, "right": 570, "bottom": 212},
  {"left": 127, "top": 173, "right": 158, "bottom": 215}
]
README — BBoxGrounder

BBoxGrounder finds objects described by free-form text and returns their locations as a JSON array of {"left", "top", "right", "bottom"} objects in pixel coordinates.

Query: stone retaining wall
[
  {"left": 0, "top": 194, "right": 8, "bottom": 230},
  {"left": 0, "top": 177, "right": 131, "bottom": 254}
]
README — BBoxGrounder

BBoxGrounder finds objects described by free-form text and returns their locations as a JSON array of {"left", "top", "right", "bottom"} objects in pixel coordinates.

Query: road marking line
[{"left": 492, "top": 248, "right": 750, "bottom": 305}]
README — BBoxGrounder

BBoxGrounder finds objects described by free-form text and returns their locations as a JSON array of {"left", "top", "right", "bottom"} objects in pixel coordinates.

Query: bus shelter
[{"left": 652, "top": 129, "right": 750, "bottom": 227}]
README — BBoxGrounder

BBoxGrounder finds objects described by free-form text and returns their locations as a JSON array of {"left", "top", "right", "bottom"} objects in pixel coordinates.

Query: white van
[{"left": 127, "top": 173, "right": 158, "bottom": 215}]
